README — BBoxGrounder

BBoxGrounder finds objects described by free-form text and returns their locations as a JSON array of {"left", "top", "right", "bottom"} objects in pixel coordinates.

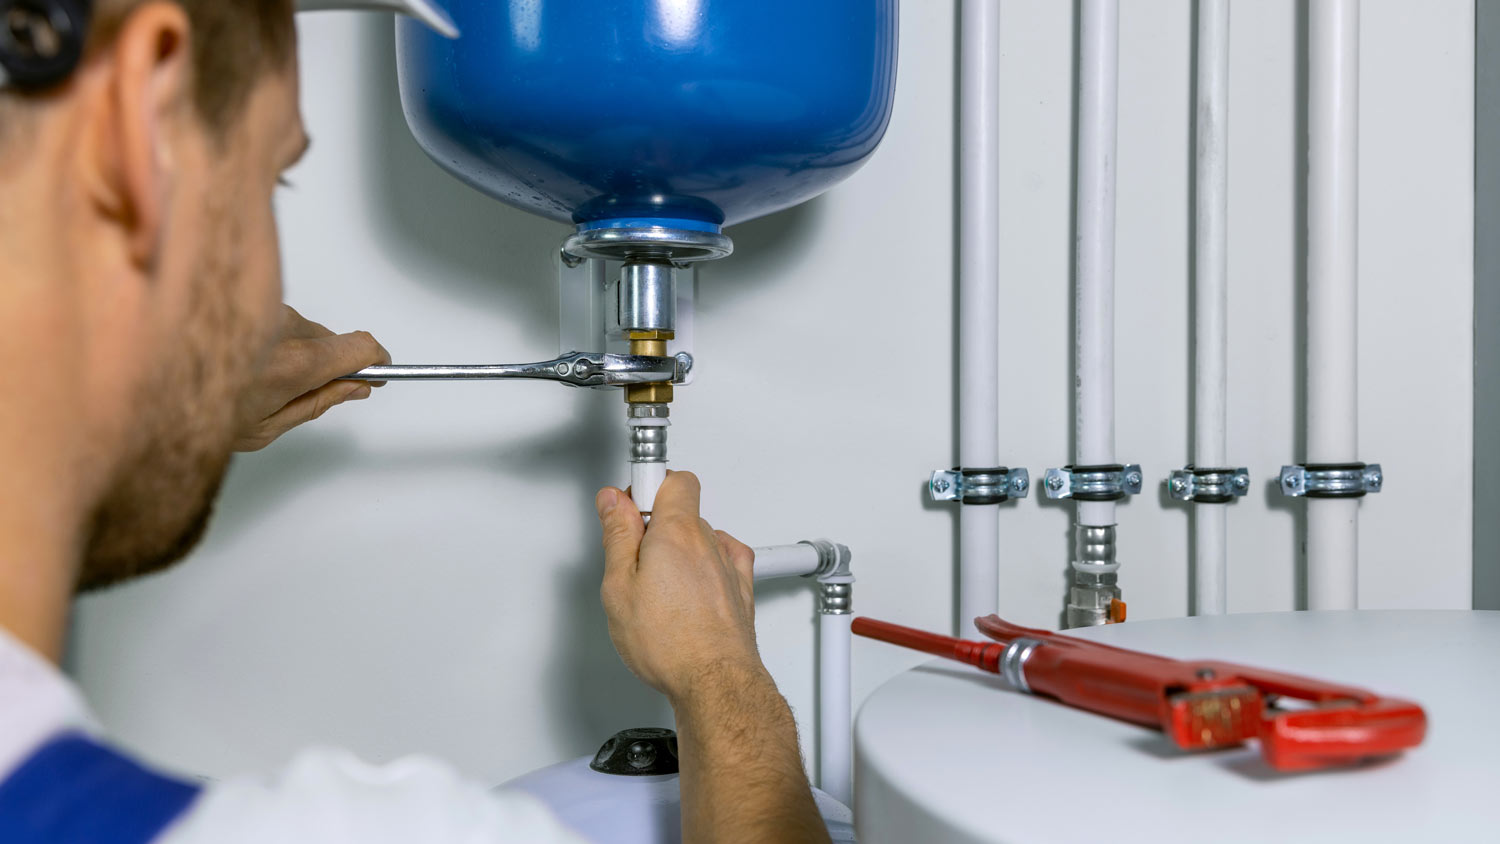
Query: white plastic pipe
[
  {"left": 1306, "top": 0, "right": 1360, "bottom": 610},
  {"left": 750, "top": 544, "right": 822, "bottom": 581},
  {"left": 957, "top": 0, "right": 1002, "bottom": 628},
  {"left": 818, "top": 609, "right": 853, "bottom": 806},
  {"left": 1075, "top": 0, "right": 1120, "bottom": 529},
  {"left": 629, "top": 462, "right": 666, "bottom": 516},
  {"left": 1193, "top": 0, "right": 1230, "bottom": 616}
]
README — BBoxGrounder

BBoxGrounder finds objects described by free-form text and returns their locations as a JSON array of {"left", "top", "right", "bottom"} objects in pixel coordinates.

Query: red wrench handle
[{"left": 851, "top": 617, "right": 1006, "bottom": 673}]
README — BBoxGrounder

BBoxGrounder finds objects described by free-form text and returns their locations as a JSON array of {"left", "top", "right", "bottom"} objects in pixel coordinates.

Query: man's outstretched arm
[{"left": 596, "top": 474, "right": 830, "bottom": 844}]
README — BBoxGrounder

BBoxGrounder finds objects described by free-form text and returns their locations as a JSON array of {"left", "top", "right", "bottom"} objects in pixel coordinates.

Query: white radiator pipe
[
  {"left": 1193, "top": 0, "right": 1230, "bottom": 616},
  {"left": 1075, "top": 0, "right": 1120, "bottom": 529},
  {"left": 751, "top": 544, "right": 822, "bottom": 580},
  {"left": 1306, "top": 0, "right": 1360, "bottom": 610},
  {"left": 817, "top": 608, "right": 853, "bottom": 806},
  {"left": 957, "top": 0, "right": 1003, "bottom": 627}
]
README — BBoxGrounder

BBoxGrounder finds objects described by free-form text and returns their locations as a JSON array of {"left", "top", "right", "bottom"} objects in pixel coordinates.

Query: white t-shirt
[{"left": 0, "top": 628, "right": 584, "bottom": 843}]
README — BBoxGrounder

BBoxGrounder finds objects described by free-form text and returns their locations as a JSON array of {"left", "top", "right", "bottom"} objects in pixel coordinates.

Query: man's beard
[{"left": 77, "top": 210, "right": 260, "bottom": 593}]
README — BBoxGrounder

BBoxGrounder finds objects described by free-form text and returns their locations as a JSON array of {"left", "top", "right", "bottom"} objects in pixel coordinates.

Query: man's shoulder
[
  {"left": 159, "top": 747, "right": 586, "bottom": 844},
  {"left": 0, "top": 626, "right": 99, "bottom": 782}
]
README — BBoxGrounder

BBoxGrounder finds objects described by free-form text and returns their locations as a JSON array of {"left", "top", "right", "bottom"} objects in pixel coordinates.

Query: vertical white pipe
[
  {"left": 818, "top": 610, "right": 853, "bottom": 806},
  {"left": 958, "top": 0, "right": 1001, "bottom": 627},
  {"left": 1075, "top": 0, "right": 1120, "bottom": 529},
  {"left": 1194, "top": 0, "right": 1230, "bottom": 616},
  {"left": 1306, "top": 0, "right": 1360, "bottom": 610}
]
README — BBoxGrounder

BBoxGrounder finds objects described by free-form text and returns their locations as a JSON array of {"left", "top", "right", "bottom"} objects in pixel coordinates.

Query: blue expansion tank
[{"left": 395, "top": 0, "right": 899, "bottom": 236}]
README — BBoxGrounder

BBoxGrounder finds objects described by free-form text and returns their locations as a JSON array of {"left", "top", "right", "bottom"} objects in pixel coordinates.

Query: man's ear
[{"left": 85, "top": 2, "right": 193, "bottom": 270}]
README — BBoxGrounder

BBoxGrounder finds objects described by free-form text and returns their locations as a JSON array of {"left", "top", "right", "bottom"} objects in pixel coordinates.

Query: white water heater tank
[{"left": 498, "top": 728, "right": 855, "bottom": 843}]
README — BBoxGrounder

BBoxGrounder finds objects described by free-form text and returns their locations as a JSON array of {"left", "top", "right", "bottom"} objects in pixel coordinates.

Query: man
[{"left": 0, "top": 1, "right": 829, "bottom": 842}]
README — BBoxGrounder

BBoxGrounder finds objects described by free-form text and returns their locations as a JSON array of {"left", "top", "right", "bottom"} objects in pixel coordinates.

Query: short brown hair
[
  {"left": 94, "top": 0, "right": 297, "bottom": 132},
  {"left": 2, "top": 0, "right": 295, "bottom": 137}
]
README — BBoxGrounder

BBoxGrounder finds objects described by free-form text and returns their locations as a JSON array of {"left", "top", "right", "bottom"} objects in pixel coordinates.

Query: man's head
[{"left": 0, "top": 0, "right": 303, "bottom": 590}]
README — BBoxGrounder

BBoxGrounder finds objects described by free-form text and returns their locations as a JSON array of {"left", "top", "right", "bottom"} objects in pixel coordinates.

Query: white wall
[{"left": 69, "top": 0, "right": 1473, "bottom": 786}]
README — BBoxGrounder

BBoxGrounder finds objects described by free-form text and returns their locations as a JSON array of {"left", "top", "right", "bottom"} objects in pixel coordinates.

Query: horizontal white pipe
[
  {"left": 1306, "top": 0, "right": 1360, "bottom": 610},
  {"left": 1194, "top": 0, "right": 1230, "bottom": 616},
  {"left": 818, "top": 611, "right": 853, "bottom": 806},
  {"left": 751, "top": 544, "right": 821, "bottom": 581},
  {"left": 1075, "top": 0, "right": 1120, "bottom": 530},
  {"left": 958, "top": 0, "right": 1002, "bottom": 627}
]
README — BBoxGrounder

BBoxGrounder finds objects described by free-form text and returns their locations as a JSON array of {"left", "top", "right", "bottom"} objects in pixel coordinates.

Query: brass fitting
[{"left": 626, "top": 331, "right": 674, "bottom": 404}]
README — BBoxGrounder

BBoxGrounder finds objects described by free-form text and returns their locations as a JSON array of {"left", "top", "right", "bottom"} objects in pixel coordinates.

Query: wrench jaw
[
  {"left": 1257, "top": 697, "right": 1429, "bottom": 772},
  {"left": 1164, "top": 686, "right": 1263, "bottom": 751}
]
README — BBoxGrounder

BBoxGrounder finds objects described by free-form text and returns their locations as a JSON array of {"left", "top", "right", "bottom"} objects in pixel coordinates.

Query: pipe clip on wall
[
  {"left": 1042, "top": 464, "right": 1144, "bottom": 501},
  {"left": 1278, "top": 463, "right": 1384, "bottom": 498},
  {"left": 929, "top": 467, "right": 1031, "bottom": 505},
  {"left": 1169, "top": 466, "right": 1251, "bottom": 504}
]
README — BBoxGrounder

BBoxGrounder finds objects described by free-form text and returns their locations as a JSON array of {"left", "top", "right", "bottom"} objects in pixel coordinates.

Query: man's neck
[
  {"left": 0, "top": 278, "right": 92, "bottom": 666},
  {"left": 0, "top": 485, "right": 82, "bottom": 664}
]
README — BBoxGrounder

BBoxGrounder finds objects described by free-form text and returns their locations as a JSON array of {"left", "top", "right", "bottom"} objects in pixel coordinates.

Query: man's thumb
[{"left": 597, "top": 487, "right": 645, "bottom": 574}]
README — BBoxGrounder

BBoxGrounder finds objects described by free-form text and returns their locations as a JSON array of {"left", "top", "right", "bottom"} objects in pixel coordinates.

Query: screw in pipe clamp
[
  {"left": 1168, "top": 466, "right": 1251, "bottom": 504},
  {"left": 1279, "top": 463, "right": 1383, "bottom": 498},
  {"left": 1042, "top": 464, "right": 1144, "bottom": 501},
  {"left": 929, "top": 467, "right": 1030, "bottom": 505}
]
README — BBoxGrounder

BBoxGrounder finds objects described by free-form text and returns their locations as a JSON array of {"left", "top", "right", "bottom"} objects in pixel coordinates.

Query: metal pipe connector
[
  {"left": 818, "top": 582, "right": 853, "bottom": 615},
  {"left": 800, "top": 539, "right": 853, "bottom": 579},
  {"left": 630, "top": 423, "right": 668, "bottom": 463},
  {"left": 1073, "top": 524, "right": 1117, "bottom": 572},
  {"left": 618, "top": 259, "right": 677, "bottom": 335},
  {"left": 1068, "top": 524, "right": 1123, "bottom": 628}
]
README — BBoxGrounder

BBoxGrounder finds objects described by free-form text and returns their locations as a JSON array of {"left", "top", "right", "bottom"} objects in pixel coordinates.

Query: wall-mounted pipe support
[
  {"left": 1170, "top": 467, "right": 1250, "bottom": 504},
  {"left": 929, "top": 467, "right": 1030, "bottom": 504}
]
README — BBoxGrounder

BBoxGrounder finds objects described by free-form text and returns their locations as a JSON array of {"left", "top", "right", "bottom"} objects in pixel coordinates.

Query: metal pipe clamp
[
  {"left": 929, "top": 467, "right": 1031, "bottom": 505},
  {"left": 1279, "top": 463, "right": 1383, "bottom": 498},
  {"left": 1042, "top": 464, "right": 1144, "bottom": 501},
  {"left": 1169, "top": 466, "right": 1250, "bottom": 504}
]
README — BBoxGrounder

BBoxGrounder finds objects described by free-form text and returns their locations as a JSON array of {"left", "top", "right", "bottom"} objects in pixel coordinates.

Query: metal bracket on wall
[
  {"left": 1279, "top": 463, "right": 1383, "bottom": 498},
  {"left": 1168, "top": 466, "right": 1251, "bottom": 504},
  {"left": 929, "top": 467, "right": 1030, "bottom": 505},
  {"left": 1042, "top": 464, "right": 1144, "bottom": 501}
]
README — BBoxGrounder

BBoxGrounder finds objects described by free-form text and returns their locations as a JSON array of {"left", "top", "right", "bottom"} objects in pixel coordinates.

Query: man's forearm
[{"left": 671, "top": 661, "right": 831, "bottom": 844}]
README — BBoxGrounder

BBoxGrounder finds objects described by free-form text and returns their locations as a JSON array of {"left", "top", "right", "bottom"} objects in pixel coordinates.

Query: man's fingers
[
  {"left": 264, "top": 330, "right": 387, "bottom": 397},
  {"left": 650, "top": 471, "right": 702, "bottom": 522},
  {"left": 597, "top": 487, "right": 646, "bottom": 579},
  {"left": 308, "top": 331, "right": 388, "bottom": 387},
  {"left": 283, "top": 380, "right": 370, "bottom": 425},
  {"left": 235, "top": 381, "right": 369, "bottom": 452}
]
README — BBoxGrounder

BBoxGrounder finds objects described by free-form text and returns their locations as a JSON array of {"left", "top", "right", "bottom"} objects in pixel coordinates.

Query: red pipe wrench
[{"left": 852, "top": 615, "right": 1427, "bottom": 771}]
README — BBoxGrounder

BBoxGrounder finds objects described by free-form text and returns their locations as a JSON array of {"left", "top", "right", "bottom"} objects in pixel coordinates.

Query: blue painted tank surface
[{"left": 396, "top": 1, "right": 898, "bottom": 233}]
